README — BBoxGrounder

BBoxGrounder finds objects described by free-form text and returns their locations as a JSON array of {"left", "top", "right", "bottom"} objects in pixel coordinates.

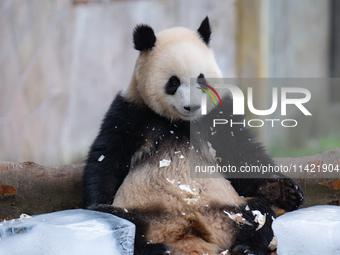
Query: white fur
[
  {"left": 122, "top": 27, "right": 223, "bottom": 121},
  {"left": 115, "top": 24, "right": 245, "bottom": 254}
]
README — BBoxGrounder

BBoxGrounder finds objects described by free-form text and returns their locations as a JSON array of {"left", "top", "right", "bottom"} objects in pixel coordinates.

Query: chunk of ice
[
  {"left": 98, "top": 155, "right": 105, "bottom": 162},
  {"left": 0, "top": 209, "right": 135, "bottom": 255},
  {"left": 159, "top": 159, "right": 171, "bottom": 167},
  {"left": 273, "top": 205, "right": 340, "bottom": 255}
]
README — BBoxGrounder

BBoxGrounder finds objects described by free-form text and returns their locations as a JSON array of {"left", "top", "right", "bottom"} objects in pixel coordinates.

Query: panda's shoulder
[{"left": 101, "top": 93, "right": 156, "bottom": 130}]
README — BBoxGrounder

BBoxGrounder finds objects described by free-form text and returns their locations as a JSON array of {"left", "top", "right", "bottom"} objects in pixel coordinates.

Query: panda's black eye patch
[{"left": 165, "top": 76, "right": 181, "bottom": 95}]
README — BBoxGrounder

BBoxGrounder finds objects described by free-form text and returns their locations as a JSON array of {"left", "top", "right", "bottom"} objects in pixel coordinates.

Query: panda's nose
[{"left": 184, "top": 105, "right": 201, "bottom": 112}]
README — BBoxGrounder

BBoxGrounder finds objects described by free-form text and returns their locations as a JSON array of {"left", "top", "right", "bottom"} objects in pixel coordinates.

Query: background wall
[
  {"left": 0, "top": 0, "right": 236, "bottom": 165},
  {"left": 0, "top": 0, "right": 339, "bottom": 165},
  {"left": 236, "top": 0, "right": 340, "bottom": 153}
]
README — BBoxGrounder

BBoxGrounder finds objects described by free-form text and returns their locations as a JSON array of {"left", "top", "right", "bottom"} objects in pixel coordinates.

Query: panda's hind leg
[
  {"left": 229, "top": 198, "right": 275, "bottom": 255},
  {"left": 88, "top": 204, "right": 171, "bottom": 255}
]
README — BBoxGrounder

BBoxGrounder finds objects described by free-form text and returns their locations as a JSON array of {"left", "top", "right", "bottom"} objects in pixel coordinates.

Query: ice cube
[
  {"left": 159, "top": 159, "right": 171, "bottom": 167},
  {"left": 273, "top": 205, "right": 340, "bottom": 255},
  {"left": 0, "top": 209, "right": 135, "bottom": 255}
]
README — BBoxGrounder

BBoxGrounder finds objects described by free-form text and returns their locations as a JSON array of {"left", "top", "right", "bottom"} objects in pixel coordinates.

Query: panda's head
[{"left": 123, "top": 17, "right": 223, "bottom": 121}]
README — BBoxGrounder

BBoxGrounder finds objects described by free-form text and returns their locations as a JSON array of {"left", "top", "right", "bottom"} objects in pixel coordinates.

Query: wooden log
[
  {"left": 0, "top": 162, "right": 84, "bottom": 220},
  {"left": 275, "top": 148, "right": 340, "bottom": 208},
  {"left": 0, "top": 148, "right": 339, "bottom": 219}
]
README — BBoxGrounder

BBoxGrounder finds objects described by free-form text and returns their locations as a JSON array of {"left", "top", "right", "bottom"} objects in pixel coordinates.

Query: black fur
[
  {"left": 195, "top": 98, "right": 304, "bottom": 211},
  {"left": 165, "top": 76, "right": 181, "bottom": 95},
  {"left": 90, "top": 198, "right": 276, "bottom": 255},
  {"left": 133, "top": 24, "right": 156, "bottom": 51},
  {"left": 229, "top": 198, "right": 275, "bottom": 255},
  {"left": 197, "top": 16, "right": 211, "bottom": 45},
  {"left": 83, "top": 93, "right": 303, "bottom": 254},
  {"left": 83, "top": 94, "right": 190, "bottom": 206},
  {"left": 83, "top": 17, "right": 303, "bottom": 254}
]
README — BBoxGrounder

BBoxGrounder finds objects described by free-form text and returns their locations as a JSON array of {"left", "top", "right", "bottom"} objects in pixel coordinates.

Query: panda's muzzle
[{"left": 183, "top": 105, "right": 201, "bottom": 112}]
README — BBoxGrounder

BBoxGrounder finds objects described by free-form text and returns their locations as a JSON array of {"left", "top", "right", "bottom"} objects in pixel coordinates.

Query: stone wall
[{"left": 0, "top": 0, "right": 236, "bottom": 165}]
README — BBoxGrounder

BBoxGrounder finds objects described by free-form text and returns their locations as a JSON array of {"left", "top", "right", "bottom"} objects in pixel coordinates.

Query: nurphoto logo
[
  {"left": 199, "top": 83, "right": 312, "bottom": 128},
  {"left": 197, "top": 81, "right": 223, "bottom": 106}
]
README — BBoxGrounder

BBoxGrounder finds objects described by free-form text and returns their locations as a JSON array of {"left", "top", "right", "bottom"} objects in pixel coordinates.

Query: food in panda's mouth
[{"left": 82, "top": 17, "right": 304, "bottom": 255}]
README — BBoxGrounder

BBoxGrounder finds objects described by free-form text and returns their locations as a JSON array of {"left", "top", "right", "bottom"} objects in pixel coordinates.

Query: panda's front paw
[
  {"left": 276, "top": 177, "right": 304, "bottom": 211},
  {"left": 137, "top": 243, "right": 171, "bottom": 255},
  {"left": 230, "top": 244, "right": 266, "bottom": 255},
  {"left": 258, "top": 175, "right": 304, "bottom": 211}
]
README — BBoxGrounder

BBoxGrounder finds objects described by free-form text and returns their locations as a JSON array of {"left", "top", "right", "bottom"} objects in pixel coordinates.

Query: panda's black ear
[
  {"left": 133, "top": 24, "right": 156, "bottom": 51},
  {"left": 197, "top": 16, "right": 211, "bottom": 46}
]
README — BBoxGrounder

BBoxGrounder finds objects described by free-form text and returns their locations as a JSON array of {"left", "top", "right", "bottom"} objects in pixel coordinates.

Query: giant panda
[{"left": 83, "top": 17, "right": 304, "bottom": 255}]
